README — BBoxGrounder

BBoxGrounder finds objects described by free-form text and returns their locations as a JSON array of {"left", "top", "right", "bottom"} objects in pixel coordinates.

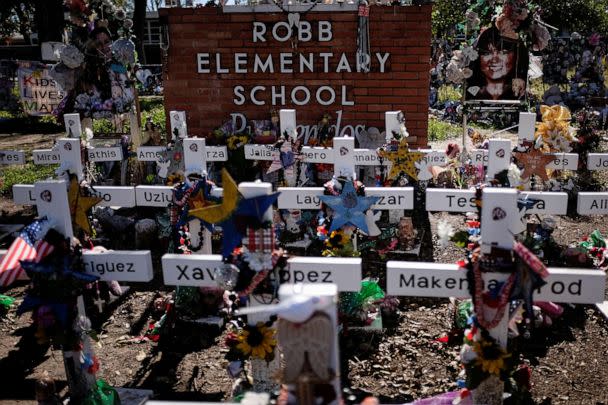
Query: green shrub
[
  {"left": 438, "top": 85, "right": 462, "bottom": 104},
  {"left": 0, "top": 164, "right": 58, "bottom": 195},
  {"left": 139, "top": 96, "right": 164, "bottom": 112},
  {"left": 141, "top": 105, "right": 166, "bottom": 135},
  {"left": 428, "top": 118, "right": 462, "bottom": 142}
]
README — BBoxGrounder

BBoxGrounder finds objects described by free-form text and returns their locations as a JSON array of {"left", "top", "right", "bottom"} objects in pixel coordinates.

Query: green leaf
[{"left": 451, "top": 231, "right": 470, "bottom": 248}]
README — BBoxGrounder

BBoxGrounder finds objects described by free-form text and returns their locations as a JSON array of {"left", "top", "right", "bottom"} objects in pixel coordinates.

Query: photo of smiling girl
[{"left": 468, "top": 25, "right": 530, "bottom": 101}]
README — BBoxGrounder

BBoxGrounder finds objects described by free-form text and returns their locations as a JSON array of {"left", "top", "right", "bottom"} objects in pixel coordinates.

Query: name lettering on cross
[
  {"left": 162, "top": 254, "right": 224, "bottom": 287},
  {"left": 0, "top": 150, "right": 25, "bottom": 165},
  {"left": 32, "top": 138, "right": 83, "bottom": 179},
  {"left": 425, "top": 189, "right": 568, "bottom": 215},
  {"left": 87, "top": 147, "right": 123, "bottom": 162},
  {"left": 135, "top": 185, "right": 173, "bottom": 207},
  {"left": 277, "top": 187, "right": 414, "bottom": 210},
  {"left": 577, "top": 192, "right": 608, "bottom": 215},
  {"left": 386, "top": 262, "right": 606, "bottom": 304},
  {"left": 82, "top": 250, "right": 153, "bottom": 282},
  {"left": 244, "top": 144, "right": 277, "bottom": 160},
  {"left": 586, "top": 153, "right": 608, "bottom": 170},
  {"left": 283, "top": 257, "right": 362, "bottom": 292},
  {"left": 137, "top": 146, "right": 166, "bottom": 162},
  {"left": 13, "top": 184, "right": 138, "bottom": 208},
  {"left": 470, "top": 150, "right": 578, "bottom": 171},
  {"left": 33, "top": 149, "right": 61, "bottom": 164}
]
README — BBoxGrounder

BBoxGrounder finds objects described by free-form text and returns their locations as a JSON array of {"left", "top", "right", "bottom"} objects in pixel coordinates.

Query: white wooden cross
[
  {"left": 161, "top": 180, "right": 283, "bottom": 391},
  {"left": 387, "top": 187, "right": 606, "bottom": 404},
  {"left": 469, "top": 112, "right": 579, "bottom": 173},
  {"left": 29, "top": 180, "right": 154, "bottom": 402}
]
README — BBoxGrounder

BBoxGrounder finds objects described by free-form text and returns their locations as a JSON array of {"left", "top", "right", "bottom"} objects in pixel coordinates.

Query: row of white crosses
[
  {"left": 469, "top": 112, "right": 608, "bottom": 216},
  {"left": 0, "top": 113, "right": 125, "bottom": 173},
  {"left": 243, "top": 109, "right": 448, "bottom": 186}
]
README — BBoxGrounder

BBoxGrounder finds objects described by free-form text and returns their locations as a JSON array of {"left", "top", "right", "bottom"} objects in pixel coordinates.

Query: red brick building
[{"left": 160, "top": 4, "right": 432, "bottom": 146}]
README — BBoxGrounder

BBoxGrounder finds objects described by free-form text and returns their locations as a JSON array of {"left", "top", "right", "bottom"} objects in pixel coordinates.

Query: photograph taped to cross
[
  {"left": 64, "top": 113, "right": 82, "bottom": 138},
  {"left": 169, "top": 110, "right": 187, "bottom": 139}
]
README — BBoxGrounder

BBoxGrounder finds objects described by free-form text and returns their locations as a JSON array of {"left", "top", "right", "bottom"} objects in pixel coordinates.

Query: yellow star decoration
[
  {"left": 378, "top": 139, "right": 425, "bottom": 181},
  {"left": 68, "top": 176, "right": 102, "bottom": 235},
  {"left": 189, "top": 169, "right": 239, "bottom": 224}
]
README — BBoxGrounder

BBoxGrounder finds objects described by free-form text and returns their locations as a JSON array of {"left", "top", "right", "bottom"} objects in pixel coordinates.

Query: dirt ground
[{"left": 1, "top": 133, "right": 608, "bottom": 404}]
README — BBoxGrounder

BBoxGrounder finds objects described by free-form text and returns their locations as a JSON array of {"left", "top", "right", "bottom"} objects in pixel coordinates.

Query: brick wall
[{"left": 160, "top": 5, "right": 431, "bottom": 146}]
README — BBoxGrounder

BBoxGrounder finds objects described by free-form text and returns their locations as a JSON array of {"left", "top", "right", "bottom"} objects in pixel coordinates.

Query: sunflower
[
  {"left": 236, "top": 322, "right": 277, "bottom": 360},
  {"left": 472, "top": 339, "right": 510, "bottom": 375},
  {"left": 324, "top": 230, "right": 349, "bottom": 250}
]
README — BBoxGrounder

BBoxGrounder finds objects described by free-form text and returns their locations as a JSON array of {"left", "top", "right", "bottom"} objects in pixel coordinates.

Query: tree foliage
[
  {"left": 536, "top": 0, "right": 608, "bottom": 36},
  {"left": 0, "top": 1, "right": 35, "bottom": 43},
  {"left": 431, "top": 0, "right": 608, "bottom": 39},
  {"left": 431, "top": 0, "right": 469, "bottom": 38}
]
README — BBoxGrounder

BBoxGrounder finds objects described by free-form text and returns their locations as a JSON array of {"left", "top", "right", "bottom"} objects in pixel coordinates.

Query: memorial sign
[{"left": 161, "top": 6, "right": 432, "bottom": 146}]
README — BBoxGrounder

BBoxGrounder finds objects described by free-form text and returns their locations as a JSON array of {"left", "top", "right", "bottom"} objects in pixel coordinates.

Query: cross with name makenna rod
[{"left": 387, "top": 187, "right": 605, "bottom": 404}]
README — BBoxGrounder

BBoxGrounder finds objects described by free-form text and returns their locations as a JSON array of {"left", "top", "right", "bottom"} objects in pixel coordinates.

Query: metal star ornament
[
  {"left": 514, "top": 147, "right": 554, "bottom": 182},
  {"left": 378, "top": 139, "right": 425, "bottom": 181},
  {"left": 68, "top": 176, "right": 102, "bottom": 234},
  {"left": 319, "top": 181, "right": 379, "bottom": 234}
]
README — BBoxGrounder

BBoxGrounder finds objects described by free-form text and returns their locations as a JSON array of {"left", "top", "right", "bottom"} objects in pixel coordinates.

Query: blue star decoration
[
  {"left": 319, "top": 181, "right": 379, "bottom": 234},
  {"left": 219, "top": 192, "right": 280, "bottom": 258}
]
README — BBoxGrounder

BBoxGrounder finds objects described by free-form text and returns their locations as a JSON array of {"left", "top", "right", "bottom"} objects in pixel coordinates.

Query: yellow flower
[
  {"left": 473, "top": 339, "right": 510, "bottom": 376},
  {"left": 541, "top": 105, "right": 571, "bottom": 123},
  {"left": 534, "top": 104, "right": 576, "bottom": 153},
  {"left": 235, "top": 322, "right": 277, "bottom": 360}
]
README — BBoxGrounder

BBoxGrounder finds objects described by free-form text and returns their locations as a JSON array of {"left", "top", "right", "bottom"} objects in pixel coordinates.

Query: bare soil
[{"left": 1, "top": 133, "right": 608, "bottom": 404}]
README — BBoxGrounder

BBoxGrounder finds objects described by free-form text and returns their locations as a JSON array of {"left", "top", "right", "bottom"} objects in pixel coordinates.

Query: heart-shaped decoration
[
  {"left": 287, "top": 12, "right": 300, "bottom": 28},
  {"left": 136, "top": 69, "right": 152, "bottom": 85}
]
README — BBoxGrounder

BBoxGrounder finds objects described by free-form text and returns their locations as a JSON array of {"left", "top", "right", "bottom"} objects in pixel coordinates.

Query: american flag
[{"left": 0, "top": 219, "right": 54, "bottom": 287}]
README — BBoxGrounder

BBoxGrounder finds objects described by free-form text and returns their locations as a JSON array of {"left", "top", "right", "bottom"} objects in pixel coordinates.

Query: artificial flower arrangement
[
  {"left": 225, "top": 318, "right": 277, "bottom": 364},
  {"left": 208, "top": 119, "right": 257, "bottom": 183},
  {"left": 53, "top": 4, "right": 138, "bottom": 120},
  {"left": 250, "top": 110, "right": 280, "bottom": 144},
  {"left": 577, "top": 230, "right": 608, "bottom": 270},
  {"left": 534, "top": 105, "right": 577, "bottom": 154}
]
